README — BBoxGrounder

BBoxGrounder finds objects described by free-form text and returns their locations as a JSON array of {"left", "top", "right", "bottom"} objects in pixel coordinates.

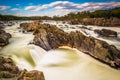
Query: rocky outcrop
[
  {"left": 0, "top": 29, "right": 12, "bottom": 47},
  {"left": 18, "top": 69, "right": 45, "bottom": 80},
  {"left": 69, "top": 18, "right": 120, "bottom": 27},
  {"left": 0, "top": 56, "right": 19, "bottom": 78},
  {"left": 20, "top": 21, "right": 40, "bottom": 32},
  {"left": 0, "top": 56, "right": 45, "bottom": 80},
  {"left": 94, "top": 29, "right": 118, "bottom": 37},
  {"left": 20, "top": 22, "right": 120, "bottom": 69}
]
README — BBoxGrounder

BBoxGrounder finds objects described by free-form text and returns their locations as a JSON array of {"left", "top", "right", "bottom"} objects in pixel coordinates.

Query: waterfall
[{"left": 1, "top": 21, "right": 120, "bottom": 80}]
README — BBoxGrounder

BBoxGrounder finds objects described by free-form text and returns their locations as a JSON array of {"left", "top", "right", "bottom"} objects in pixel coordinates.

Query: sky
[{"left": 0, "top": 0, "right": 120, "bottom": 17}]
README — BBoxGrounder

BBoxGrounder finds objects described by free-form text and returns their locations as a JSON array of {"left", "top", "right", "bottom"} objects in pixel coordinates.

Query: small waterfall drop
[{"left": 0, "top": 21, "right": 120, "bottom": 80}]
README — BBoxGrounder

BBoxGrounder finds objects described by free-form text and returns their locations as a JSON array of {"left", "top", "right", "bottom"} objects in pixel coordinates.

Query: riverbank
[{"left": 69, "top": 17, "right": 120, "bottom": 27}]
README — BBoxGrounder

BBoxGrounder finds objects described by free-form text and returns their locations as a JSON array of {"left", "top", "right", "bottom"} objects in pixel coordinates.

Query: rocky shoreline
[
  {"left": 0, "top": 56, "right": 45, "bottom": 80},
  {"left": 69, "top": 18, "right": 120, "bottom": 27},
  {"left": 20, "top": 22, "right": 120, "bottom": 69}
]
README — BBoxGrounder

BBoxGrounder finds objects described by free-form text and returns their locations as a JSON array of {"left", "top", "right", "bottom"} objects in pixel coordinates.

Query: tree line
[{"left": 0, "top": 7, "right": 120, "bottom": 21}]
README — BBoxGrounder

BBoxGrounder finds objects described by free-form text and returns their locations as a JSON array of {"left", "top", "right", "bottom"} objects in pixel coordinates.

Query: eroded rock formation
[
  {"left": 20, "top": 21, "right": 40, "bottom": 32},
  {"left": 0, "top": 56, "right": 45, "bottom": 80},
  {"left": 0, "top": 29, "right": 12, "bottom": 47},
  {"left": 18, "top": 69, "right": 45, "bottom": 80},
  {"left": 0, "top": 56, "right": 19, "bottom": 78},
  {"left": 20, "top": 22, "right": 120, "bottom": 69}
]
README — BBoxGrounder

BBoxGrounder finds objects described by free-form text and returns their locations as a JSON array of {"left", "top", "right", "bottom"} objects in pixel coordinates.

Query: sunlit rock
[
  {"left": 20, "top": 22, "right": 120, "bottom": 69},
  {"left": 18, "top": 70, "right": 45, "bottom": 80}
]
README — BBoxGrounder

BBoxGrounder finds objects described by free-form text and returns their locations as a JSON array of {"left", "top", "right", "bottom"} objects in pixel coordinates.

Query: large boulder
[
  {"left": 18, "top": 70, "right": 45, "bottom": 80},
  {"left": 20, "top": 21, "right": 40, "bottom": 32},
  {"left": 0, "top": 29, "right": 12, "bottom": 47},
  {"left": 94, "top": 29, "right": 118, "bottom": 37}
]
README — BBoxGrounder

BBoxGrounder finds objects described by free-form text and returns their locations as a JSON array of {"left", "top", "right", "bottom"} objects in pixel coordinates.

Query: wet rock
[
  {"left": 94, "top": 29, "right": 118, "bottom": 37},
  {"left": 0, "top": 56, "right": 45, "bottom": 80},
  {"left": 0, "top": 56, "right": 19, "bottom": 78},
  {"left": 0, "top": 29, "right": 12, "bottom": 47},
  {"left": 20, "top": 21, "right": 40, "bottom": 32},
  {"left": 18, "top": 70, "right": 45, "bottom": 80}
]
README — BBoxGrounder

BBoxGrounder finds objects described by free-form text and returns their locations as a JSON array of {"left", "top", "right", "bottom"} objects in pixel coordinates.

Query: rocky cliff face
[
  {"left": 69, "top": 18, "right": 120, "bottom": 27},
  {"left": 0, "top": 29, "right": 12, "bottom": 47},
  {"left": 0, "top": 56, "right": 45, "bottom": 80},
  {"left": 20, "top": 22, "right": 120, "bottom": 69}
]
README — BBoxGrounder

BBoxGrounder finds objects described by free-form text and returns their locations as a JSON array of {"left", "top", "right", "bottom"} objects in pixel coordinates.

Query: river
[{"left": 0, "top": 21, "right": 120, "bottom": 80}]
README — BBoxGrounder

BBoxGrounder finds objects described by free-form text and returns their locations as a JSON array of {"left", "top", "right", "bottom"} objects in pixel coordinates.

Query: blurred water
[{"left": 0, "top": 21, "right": 120, "bottom": 80}]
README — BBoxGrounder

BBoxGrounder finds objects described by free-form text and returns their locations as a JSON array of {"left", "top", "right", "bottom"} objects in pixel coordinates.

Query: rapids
[{"left": 0, "top": 21, "right": 120, "bottom": 80}]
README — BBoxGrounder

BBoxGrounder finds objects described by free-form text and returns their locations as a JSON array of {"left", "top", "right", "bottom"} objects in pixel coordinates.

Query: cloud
[
  {"left": 21, "top": 1, "right": 120, "bottom": 16},
  {"left": 24, "top": 6, "right": 37, "bottom": 10},
  {"left": 40, "top": 9, "right": 73, "bottom": 17},
  {"left": 0, "top": 6, "right": 10, "bottom": 10},
  {"left": 34, "top": 5, "right": 48, "bottom": 11},
  {"left": 24, "top": 1, "right": 120, "bottom": 12},
  {"left": 11, "top": 8, "right": 20, "bottom": 11}
]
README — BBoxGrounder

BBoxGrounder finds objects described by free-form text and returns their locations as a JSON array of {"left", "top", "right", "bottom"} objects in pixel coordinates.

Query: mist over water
[{"left": 0, "top": 21, "right": 120, "bottom": 80}]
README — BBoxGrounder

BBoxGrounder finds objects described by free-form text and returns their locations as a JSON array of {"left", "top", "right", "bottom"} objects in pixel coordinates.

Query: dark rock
[
  {"left": 79, "top": 26, "right": 92, "bottom": 30},
  {"left": 94, "top": 29, "right": 118, "bottom": 37},
  {"left": 0, "top": 56, "right": 45, "bottom": 80},
  {"left": 0, "top": 56, "right": 19, "bottom": 78},
  {"left": 0, "top": 29, "right": 12, "bottom": 47}
]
